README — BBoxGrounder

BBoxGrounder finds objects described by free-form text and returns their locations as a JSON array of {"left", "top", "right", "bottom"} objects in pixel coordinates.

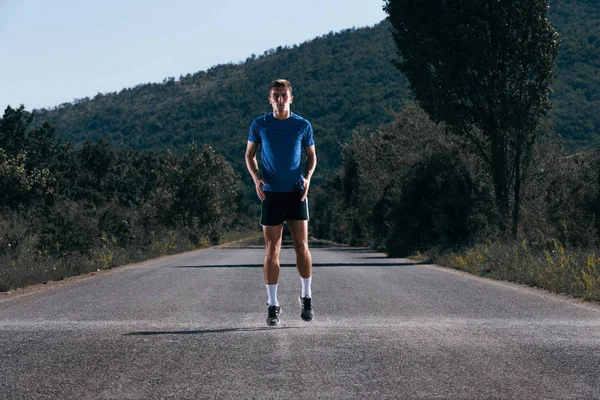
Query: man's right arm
[{"left": 245, "top": 140, "right": 266, "bottom": 201}]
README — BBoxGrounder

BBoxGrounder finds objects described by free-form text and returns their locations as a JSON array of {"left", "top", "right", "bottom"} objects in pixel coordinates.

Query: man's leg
[
  {"left": 287, "top": 220, "right": 312, "bottom": 279},
  {"left": 263, "top": 224, "right": 283, "bottom": 303},
  {"left": 288, "top": 220, "right": 314, "bottom": 321},
  {"left": 261, "top": 191, "right": 285, "bottom": 325}
]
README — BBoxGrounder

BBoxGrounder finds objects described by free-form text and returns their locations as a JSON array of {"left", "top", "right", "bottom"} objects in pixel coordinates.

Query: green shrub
[{"left": 312, "top": 102, "right": 497, "bottom": 254}]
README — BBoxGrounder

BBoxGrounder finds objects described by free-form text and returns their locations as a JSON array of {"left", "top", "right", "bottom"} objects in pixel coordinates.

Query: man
[{"left": 245, "top": 79, "right": 317, "bottom": 326}]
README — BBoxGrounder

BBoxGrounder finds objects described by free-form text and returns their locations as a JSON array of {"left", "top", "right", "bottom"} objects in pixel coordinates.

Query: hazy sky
[{"left": 0, "top": 0, "right": 387, "bottom": 111}]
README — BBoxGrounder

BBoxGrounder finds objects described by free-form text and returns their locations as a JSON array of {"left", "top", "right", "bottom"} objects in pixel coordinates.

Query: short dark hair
[{"left": 269, "top": 79, "right": 292, "bottom": 96}]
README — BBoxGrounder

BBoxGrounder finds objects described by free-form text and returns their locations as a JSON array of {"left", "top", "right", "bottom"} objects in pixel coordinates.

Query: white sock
[
  {"left": 301, "top": 277, "right": 312, "bottom": 298},
  {"left": 266, "top": 284, "right": 278, "bottom": 306}
]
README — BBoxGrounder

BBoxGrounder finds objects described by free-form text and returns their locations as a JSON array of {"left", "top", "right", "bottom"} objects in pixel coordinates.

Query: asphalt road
[{"left": 1, "top": 243, "right": 599, "bottom": 399}]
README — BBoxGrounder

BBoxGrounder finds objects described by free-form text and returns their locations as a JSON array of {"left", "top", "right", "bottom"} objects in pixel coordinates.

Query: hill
[
  {"left": 548, "top": 0, "right": 600, "bottom": 150},
  {"left": 32, "top": 1, "right": 599, "bottom": 176},
  {"left": 34, "top": 22, "right": 409, "bottom": 177}
]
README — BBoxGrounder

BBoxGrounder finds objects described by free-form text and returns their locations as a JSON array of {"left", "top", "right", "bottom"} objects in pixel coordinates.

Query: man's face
[{"left": 269, "top": 86, "right": 293, "bottom": 113}]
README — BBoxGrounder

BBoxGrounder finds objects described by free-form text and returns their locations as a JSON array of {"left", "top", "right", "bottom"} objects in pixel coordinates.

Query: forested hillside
[
  {"left": 548, "top": 0, "right": 600, "bottom": 150},
  {"left": 29, "top": 0, "right": 599, "bottom": 171},
  {"left": 33, "top": 23, "right": 409, "bottom": 177}
]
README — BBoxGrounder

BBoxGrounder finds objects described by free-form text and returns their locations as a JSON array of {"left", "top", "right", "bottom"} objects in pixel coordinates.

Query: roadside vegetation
[
  {"left": 312, "top": 0, "right": 600, "bottom": 302},
  {"left": 311, "top": 102, "right": 600, "bottom": 302},
  {"left": 439, "top": 240, "right": 600, "bottom": 302},
  {"left": 34, "top": 0, "right": 600, "bottom": 179},
  {"left": 2, "top": 0, "right": 598, "bottom": 300},
  {"left": 0, "top": 106, "right": 250, "bottom": 292}
]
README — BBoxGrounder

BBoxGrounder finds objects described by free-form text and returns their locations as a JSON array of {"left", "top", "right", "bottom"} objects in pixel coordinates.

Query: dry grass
[
  {"left": 0, "top": 228, "right": 259, "bottom": 293},
  {"left": 436, "top": 240, "right": 600, "bottom": 302}
]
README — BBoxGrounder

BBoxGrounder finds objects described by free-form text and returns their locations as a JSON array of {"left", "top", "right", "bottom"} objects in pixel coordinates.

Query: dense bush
[
  {"left": 312, "top": 102, "right": 600, "bottom": 255},
  {"left": 0, "top": 106, "right": 244, "bottom": 291},
  {"left": 538, "top": 149, "right": 600, "bottom": 248},
  {"left": 311, "top": 103, "right": 498, "bottom": 255},
  {"left": 141, "top": 142, "right": 242, "bottom": 245}
]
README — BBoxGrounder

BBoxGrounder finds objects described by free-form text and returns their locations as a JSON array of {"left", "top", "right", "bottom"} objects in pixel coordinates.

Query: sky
[{"left": 0, "top": 0, "right": 387, "bottom": 111}]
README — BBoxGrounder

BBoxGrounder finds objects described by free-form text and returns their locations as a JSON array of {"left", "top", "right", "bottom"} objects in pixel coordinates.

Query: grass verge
[
  {"left": 431, "top": 240, "right": 600, "bottom": 303},
  {"left": 0, "top": 228, "right": 261, "bottom": 293}
]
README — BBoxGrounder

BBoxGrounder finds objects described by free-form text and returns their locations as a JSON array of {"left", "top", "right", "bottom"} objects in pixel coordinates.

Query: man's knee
[
  {"left": 295, "top": 245, "right": 311, "bottom": 260},
  {"left": 265, "top": 237, "right": 281, "bottom": 253},
  {"left": 265, "top": 251, "right": 280, "bottom": 265}
]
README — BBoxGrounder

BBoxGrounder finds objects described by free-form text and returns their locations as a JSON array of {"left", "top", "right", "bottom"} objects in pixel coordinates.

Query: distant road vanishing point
[{"left": 1, "top": 243, "right": 599, "bottom": 399}]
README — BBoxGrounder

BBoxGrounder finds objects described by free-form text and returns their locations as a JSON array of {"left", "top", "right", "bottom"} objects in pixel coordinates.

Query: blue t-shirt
[{"left": 248, "top": 112, "right": 315, "bottom": 192}]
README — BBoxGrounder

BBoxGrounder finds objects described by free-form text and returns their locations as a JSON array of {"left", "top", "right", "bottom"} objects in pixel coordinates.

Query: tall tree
[
  {"left": 384, "top": 0, "right": 559, "bottom": 235},
  {"left": 0, "top": 105, "right": 32, "bottom": 155}
]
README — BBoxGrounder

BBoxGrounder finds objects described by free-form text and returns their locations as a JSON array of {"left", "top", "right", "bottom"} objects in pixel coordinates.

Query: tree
[
  {"left": 148, "top": 142, "right": 242, "bottom": 245},
  {"left": 384, "top": 0, "right": 559, "bottom": 236},
  {"left": 0, "top": 150, "right": 52, "bottom": 210},
  {"left": 0, "top": 105, "right": 32, "bottom": 155},
  {"left": 26, "top": 122, "right": 60, "bottom": 170}
]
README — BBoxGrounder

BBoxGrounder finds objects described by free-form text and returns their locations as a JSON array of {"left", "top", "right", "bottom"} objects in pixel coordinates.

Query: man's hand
[
  {"left": 300, "top": 177, "right": 310, "bottom": 202},
  {"left": 255, "top": 179, "right": 266, "bottom": 201},
  {"left": 301, "top": 145, "right": 316, "bottom": 203},
  {"left": 245, "top": 141, "right": 266, "bottom": 201}
]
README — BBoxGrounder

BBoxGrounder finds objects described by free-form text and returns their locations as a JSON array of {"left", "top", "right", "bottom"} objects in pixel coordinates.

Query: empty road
[{"left": 1, "top": 243, "right": 599, "bottom": 399}]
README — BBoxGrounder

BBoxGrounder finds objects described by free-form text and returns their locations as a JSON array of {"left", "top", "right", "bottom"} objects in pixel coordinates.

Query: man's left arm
[{"left": 301, "top": 145, "right": 317, "bottom": 202}]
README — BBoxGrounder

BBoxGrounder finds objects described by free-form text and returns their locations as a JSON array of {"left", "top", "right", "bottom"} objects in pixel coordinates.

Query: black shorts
[{"left": 261, "top": 191, "right": 309, "bottom": 226}]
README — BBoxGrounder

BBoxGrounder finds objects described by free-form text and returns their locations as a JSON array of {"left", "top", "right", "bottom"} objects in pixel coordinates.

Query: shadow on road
[
  {"left": 124, "top": 326, "right": 297, "bottom": 336},
  {"left": 170, "top": 262, "right": 425, "bottom": 268},
  {"left": 359, "top": 256, "right": 390, "bottom": 259},
  {"left": 322, "top": 248, "right": 377, "bottom": 253}
]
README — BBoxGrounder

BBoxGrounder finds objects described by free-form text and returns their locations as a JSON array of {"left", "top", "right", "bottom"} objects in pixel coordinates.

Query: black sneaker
[
  {"left": 266, "top": 304, "right": 281, "bottom": 326},
  {"left": 300, "top": 296, "right": 314, "bottom": 321}
]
